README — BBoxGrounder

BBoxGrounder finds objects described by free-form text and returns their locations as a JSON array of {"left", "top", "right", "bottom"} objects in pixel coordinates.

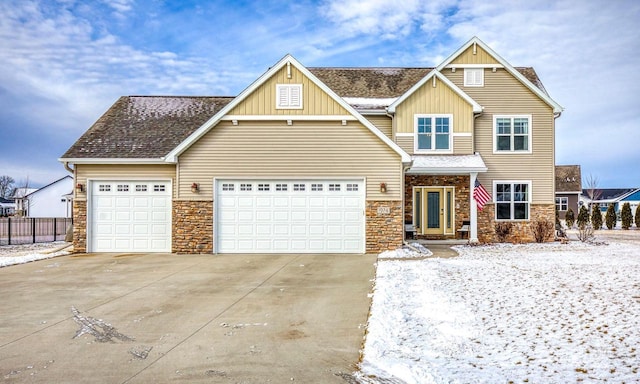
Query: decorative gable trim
[
  {"left": 388, "top": 70, "right": 482, "bottom": 114},
  {"left": 165, "top": 54, "right": 411, "bottom": 163},
  {"left": 437, "top": 37, "right": 563, "bottom": 113}
]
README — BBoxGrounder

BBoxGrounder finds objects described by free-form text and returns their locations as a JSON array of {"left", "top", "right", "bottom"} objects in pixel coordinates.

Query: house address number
[{"left": 377, "top": 206, "right": 390, "bottom": 215}]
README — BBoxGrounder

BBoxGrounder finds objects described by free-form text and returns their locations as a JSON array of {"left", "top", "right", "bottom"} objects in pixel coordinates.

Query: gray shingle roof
[
  {"left": 555, "top": 165, "right": 582, "bottom": 192},
  {"left": 62, "top": 67, "right": 547, "bottom": 159},
  {"left": 61, "top": 96, "right": 234, "bottom": 159}
]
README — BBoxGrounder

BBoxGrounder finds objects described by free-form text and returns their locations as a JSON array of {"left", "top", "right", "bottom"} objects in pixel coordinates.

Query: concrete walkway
[
  {"left": 424, "top": 244, "right": 461, "bottom": 258},
  {"left": 0, "top": 252, "right": 377, "bottom": 383}
]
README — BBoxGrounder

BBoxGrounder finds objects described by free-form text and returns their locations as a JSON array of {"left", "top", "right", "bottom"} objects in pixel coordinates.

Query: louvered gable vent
[{"left": 276, "top": 84, "right": 303, "bottom": 109}]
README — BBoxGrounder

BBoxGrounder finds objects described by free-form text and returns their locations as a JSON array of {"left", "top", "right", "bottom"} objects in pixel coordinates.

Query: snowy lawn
[
  {"left": 0, "top": 241, "right": 71, "bottom": 267},
  {"left": 357, "top": 235, "right": 640, "bottom": 383}
]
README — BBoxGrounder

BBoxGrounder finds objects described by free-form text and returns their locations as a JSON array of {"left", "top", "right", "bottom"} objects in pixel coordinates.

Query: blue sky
[{"left": 1, "top": 0, "right": 638, "bottom": 188}]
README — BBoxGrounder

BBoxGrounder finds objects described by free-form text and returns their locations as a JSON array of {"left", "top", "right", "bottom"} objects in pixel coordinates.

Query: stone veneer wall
[
  {"left": 404, "top": 175, "right": 470, "bottom": 240},
  {"left": 172, "top": 200, "right": 213, "bottom": 253},
  {"left": 366, "top": 200, "right": 403, "bottom": 253},
  {"left": 477, "top": 203, "right": 555, "bottom": 243},
  {"left": 73, "top": 200, "right": 87, "bottom": 253}
]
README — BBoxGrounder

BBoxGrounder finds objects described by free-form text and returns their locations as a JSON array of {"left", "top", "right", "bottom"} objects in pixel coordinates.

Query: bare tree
[
  {"left": 0, "top": 175, "right": 15, "bottom": 199},
  {"left": 584, "top": 174, "right": 602, "bottom": 213}
]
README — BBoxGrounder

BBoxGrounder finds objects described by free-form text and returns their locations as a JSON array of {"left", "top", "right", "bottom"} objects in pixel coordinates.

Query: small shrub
[
  {"left": 576, "top": 205, "right": 590, "bottom": 229},
  {"left": 635, "top": 205, "right": 640, "bottom": 229},
  {"left": 591, "top": 203, "right": 603, "bottom": 230},
  {"left": 621, "top": 202, "right": 633, "bottom": 230},
  {"left": 494, "top": 222, "right": 513, "bottom": 243},
  {"left": 577, "top": 225, "right": 595, "bottom": 243},
  {"left": 565, "top": 208, "right": 575, "bottom": 229},
  {"left": 555, "top": 208, "right": 561, "bottom": 228},
  {"left": 532, "top": 219, "right": 554, "bottom": 243},
  {"left": 605, "top": 203, "right": 616, "bottom": 230}
]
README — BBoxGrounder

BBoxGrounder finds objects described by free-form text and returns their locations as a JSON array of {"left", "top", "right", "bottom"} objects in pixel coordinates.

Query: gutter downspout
[{"left": 63, "top": 161, "right": 74, "bottom": 174}]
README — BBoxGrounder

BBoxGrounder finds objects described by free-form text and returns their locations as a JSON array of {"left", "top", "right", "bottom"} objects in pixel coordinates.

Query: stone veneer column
[
  {"left": 172, "top": 200, "right": 213, "bottom": 254},
  {"left": 366, "top": 200, "right": 403, "bottom": 253},
  {"left": 73, "top": 200, "right": 87, "bottom": 253}
]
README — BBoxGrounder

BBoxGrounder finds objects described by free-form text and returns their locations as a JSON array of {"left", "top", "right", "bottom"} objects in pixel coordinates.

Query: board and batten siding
[
  {"left": 228, "top": 65, "right": 349, "bottom": 116},
  {"left": 444, "top": 68, "right": 556, "bottom": 203},
  {"left": 394, "top": 78, "right": 474, "bottom": 138},
  {"left": 450, "top": 45, "right": 500, "bottom": 65},
  {"left": 177, "top": 120, "right": 402, "bottom": 201},
  {"left": 364, "top": 115, "right": 393, "bottom": 139},
  {"left": 74, "top": 164, "right": 176, "bottom": 201}
]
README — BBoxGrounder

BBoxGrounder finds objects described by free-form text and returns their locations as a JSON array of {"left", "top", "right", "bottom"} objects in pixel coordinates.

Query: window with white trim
[
  {"left": 415, "top": 115, "right": 452, "bottom": 152},
  {"left": 293, "top": 183, "right": 305, "bottom": 191},
  {"left": 494, "top": 115, "right": 531, "bottom": 152},
  {"left": 275, "top": 183, "right": 288, "bottom": 191},
  {"left": 346, "top": 183, "right": 358, "bottom": 191},
  {"left": 99, "top": 184, "right": 111, "bottom": 192},
  {"left": 495, "top": 182, "right": 531, "bottom": 220},
  {"left": 222, "top": 183, "right": 234, "bottom": 191},
  {"left": 276, "top": 84, "right": 302, "bottom": 109},
  {"left": 311, "top": 183, "right": 323, "bottom": 191},
  {"left": 464, "top": 68, "right": 484, "bottom": 87},
  {"left": 240, "top": 183, "right": 252, "bottom": 191},
  {"left": 556, "top": 197, "right": 568, "bottom": 211},
  {"left": 135, "top": 184, "right": 148, "bottom": 192},
  {"left": 328, "top": 184, "right": 340, "bottom": 191}
]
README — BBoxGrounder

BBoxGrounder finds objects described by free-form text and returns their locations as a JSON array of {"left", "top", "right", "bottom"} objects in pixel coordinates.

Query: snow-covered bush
[{"left": 577, "top": 225, "right": 595, "bottom": 243}]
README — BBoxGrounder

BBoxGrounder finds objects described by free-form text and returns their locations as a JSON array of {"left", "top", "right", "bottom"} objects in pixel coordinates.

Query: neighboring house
[
  {"left": 555, "top": 165, "right": 582, "bottom": 219},
  {"left": 0, "top": 197, "right": 15, "bottom": 216},
  {"left": 581, "top": 188, "right": 640, "bottom": 217},
  {"left": 11, "top": 187, "right": 38, "bottom": 217},
  {"left": 60, "top": 37, "right": 562, "bottom": 254},
  {"left": 22, "top": 175, "right": 74, "bottom": 218}
]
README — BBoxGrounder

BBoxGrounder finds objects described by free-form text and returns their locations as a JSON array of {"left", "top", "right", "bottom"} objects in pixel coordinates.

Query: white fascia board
[
  {"left": 437, "top": 37, "right": 563, "bottom": 114},
  {"left": 58, "top": 158, "right": 169, "bottom": 165},
  {"left": 388, "top": 71, "right": 482, "bottom": 114},
  {"left": 165, "top": 54, "right": 411, "bottom": 164},
  {"left": 221, "top": 115, "right": 357, "bottom": 121},
  {"left": 406, "top": 166, "right": 488, "bottom": 175}
]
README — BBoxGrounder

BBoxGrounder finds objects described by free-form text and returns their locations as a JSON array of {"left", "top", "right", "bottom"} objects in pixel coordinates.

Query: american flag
[{"left": 473, "top": 180, "right": 491, "bottom": 210}]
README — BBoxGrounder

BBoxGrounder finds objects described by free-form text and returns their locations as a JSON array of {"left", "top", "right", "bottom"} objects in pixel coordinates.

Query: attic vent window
[
  {"left": 276, "top": 84, "right": 302, "bottom": 109},
  {"left": 464, "top": 68, "right": 484, "bottom": 87}
]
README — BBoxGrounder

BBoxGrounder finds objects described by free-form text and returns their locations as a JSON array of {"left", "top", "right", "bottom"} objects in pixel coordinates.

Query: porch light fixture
[
  {"left": 191, "top": 183, "right": 199, "bottom": 193},
  {"left": 76, "top": 183, "right": 84, "bottom": 192},
  {"left": 380, "top": 182, "right": 387, "bottom": 193}
]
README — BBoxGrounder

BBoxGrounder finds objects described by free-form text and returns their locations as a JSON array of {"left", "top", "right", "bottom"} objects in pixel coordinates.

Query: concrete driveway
[{"left": 0, "top": 252, "right": 377, "bottom": 383}]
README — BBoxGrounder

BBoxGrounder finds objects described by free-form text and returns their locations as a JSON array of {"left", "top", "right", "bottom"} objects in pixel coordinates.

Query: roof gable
[
  {"left": 26, "top": 175, "right": 73, "bottom": 198},
  {"left": 622, "top": 189, "right": 640, "bottom": 201},
  {"left": 388, "top": 70, "right": 482, "bottom": 113},
  {"left": 165, "top": 54, "right": 411, "bottom": 163},
  {"left": 437, "top": 37, "right": 563, "bottom": 113}
]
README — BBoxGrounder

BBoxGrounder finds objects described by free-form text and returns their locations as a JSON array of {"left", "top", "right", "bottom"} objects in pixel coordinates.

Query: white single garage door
[
  {"left": 90, "top": 181, "right": 172, "bottom": 252},
  {"left": 216, "top": 179, "right": 364, "bottom": 253}
]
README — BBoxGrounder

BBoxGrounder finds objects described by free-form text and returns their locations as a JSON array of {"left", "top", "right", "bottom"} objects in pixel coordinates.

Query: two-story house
[{"left": 60, "top": 37, "right": 562, "bottom": 254}]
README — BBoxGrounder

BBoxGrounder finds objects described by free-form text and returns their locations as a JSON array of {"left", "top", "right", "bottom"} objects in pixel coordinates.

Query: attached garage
[
  {"left": 89, "top": 181, "right": 172, "bottom": 252},
  {"left": 215, "top": 179, "right": 365, "bottom": 253}
]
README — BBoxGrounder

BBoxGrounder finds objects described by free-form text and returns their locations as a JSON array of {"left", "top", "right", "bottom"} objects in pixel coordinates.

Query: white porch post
[{"left": 469, "top": 172, "right": 479, "bottom": 243}]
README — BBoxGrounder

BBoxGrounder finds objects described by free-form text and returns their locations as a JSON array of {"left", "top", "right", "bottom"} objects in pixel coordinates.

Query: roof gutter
[{"left": 58, "top": 158, "right": 171, "bottom": 165}]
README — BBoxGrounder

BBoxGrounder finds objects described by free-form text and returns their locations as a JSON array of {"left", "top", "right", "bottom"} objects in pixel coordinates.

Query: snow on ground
[
  {"left": 0, "top": 242, "right": 71, "bottom": 267},
  {"left": 357, "top": 233, "right": 640, "bottom": 383},
  {"left": 378, "top": 242, "right": 433, "bottom": 259}
]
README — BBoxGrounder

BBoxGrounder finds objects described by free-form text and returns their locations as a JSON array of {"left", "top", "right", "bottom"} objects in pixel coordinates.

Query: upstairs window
[
  {"left": 415, "top": 115, "right": 452, "bottom": 153},
  {"left": 494, "top": 115, "right": 531, "bottom": 153},
  {"left": 556, "top": 197, "right": 568, "bottom": 211},
  {"left": 464, "top": 68, "right": 484, "bottom": 87},
  {"left": 276, "top": 84, "right": 302, "bottom": 109}
]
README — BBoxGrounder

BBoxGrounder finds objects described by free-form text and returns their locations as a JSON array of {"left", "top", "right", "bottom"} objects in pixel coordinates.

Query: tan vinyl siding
[
  {"left": 444, "top": 68, "right": 555, "bottom": 203},
  {"left": 74, "top": 164, "right": 176, "bottom": 201},
  {"left": 364, "top": 115, "right": 392, "bottom": 138},
  {"left": 450, "top": 45, "right": 500, "bottom": 65},
  {"left": 395, "top": 79, "right": 474, "bottom": 139},
  {"left": 178, "top": 121, "right": 402, "bottom": 201},
  {"left": 453, "top": 135, "right": 473, "bottom": 154},
  {"left": 228, "top": 65, "right": 348, "bottom": 116},
  {"left": 395, "top": 135, "right": 414, "bottom": 155}
]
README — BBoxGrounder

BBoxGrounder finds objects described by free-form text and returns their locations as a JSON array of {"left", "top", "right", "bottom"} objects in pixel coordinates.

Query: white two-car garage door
[
  {"left": 89, "top": 181, "right": 172, "bottom": 252},
  {"left": 216, "top": 179, "right": 365, "bottom": 253}
]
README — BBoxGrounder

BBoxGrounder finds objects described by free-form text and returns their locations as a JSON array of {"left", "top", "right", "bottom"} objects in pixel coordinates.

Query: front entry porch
[{"left": 405, "top": 175, "right": 470, "bottom": 241}]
